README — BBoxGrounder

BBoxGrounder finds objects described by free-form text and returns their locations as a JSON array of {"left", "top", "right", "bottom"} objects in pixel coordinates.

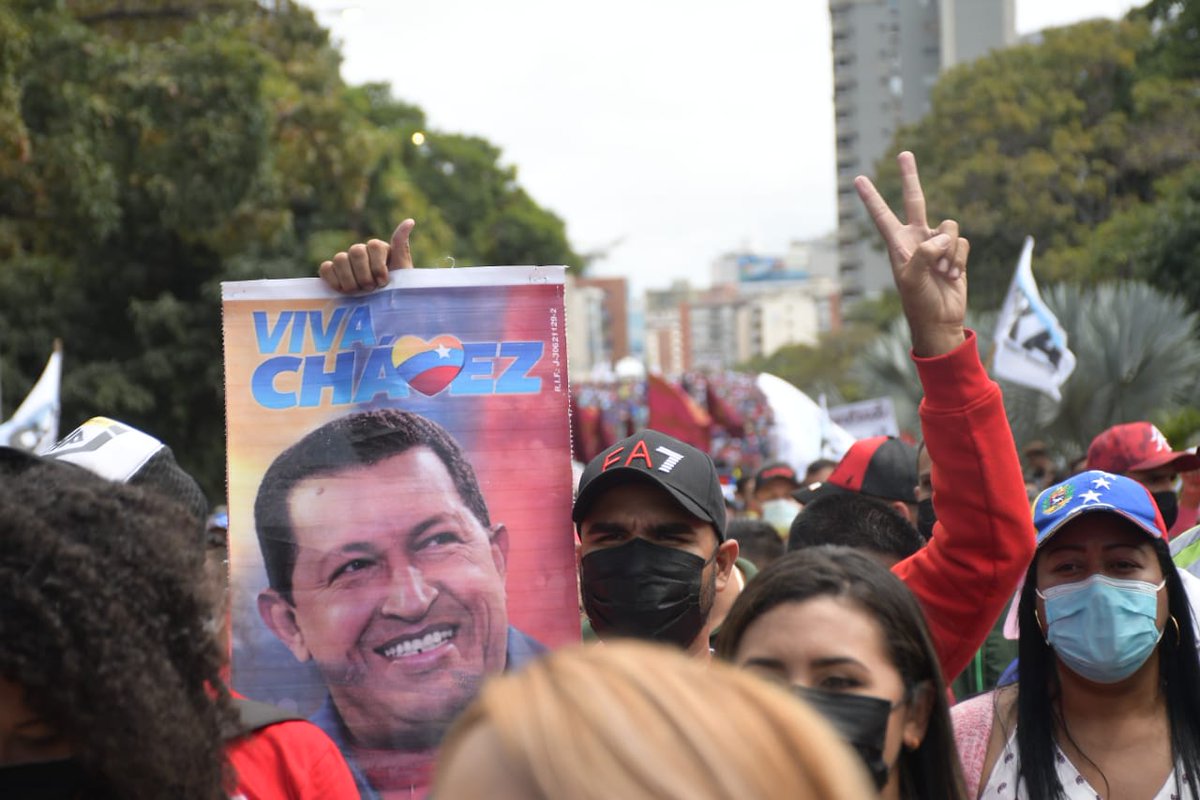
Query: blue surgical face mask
[{"left": 1036, "top": 574, "right": 1165, "bottom": 684}]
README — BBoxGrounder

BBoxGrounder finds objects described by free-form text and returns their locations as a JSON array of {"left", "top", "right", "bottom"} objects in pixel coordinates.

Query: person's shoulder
[{"left": 228, "top": 718, "right": 359, "bottom": 799}]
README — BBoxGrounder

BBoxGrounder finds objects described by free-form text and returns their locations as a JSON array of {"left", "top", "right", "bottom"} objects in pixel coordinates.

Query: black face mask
[
  {"left": 916, "top": 498, "right": 936, "bottom": 541},
  {"left": 792, "top": 685, "right": 893, "bottom": 791},
  {"left": 1152, "top": 490, "right": 1179, "bottom": 529},
  {"left": 0, "top": 759, "right": 87, "bottom": 800},
  {"left": 581, "top": 537, "right": 714, "bottom": 649}
]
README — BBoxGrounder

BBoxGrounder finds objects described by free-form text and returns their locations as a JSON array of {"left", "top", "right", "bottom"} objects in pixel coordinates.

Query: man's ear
[
  {"left": 902, "top": 682, "right": 935, "bottom": 750},
  {"left": 714, "top": 537, "right": 740, "bottom": 591},
  {"left": 489, "top": 523, "right": 509, "bottom": 578},
  {"left": 890, "top": 500, "right": 916, "bottom": 525},
  {"left": 258, "top": 589, "right": 311, "bottom": 663}
]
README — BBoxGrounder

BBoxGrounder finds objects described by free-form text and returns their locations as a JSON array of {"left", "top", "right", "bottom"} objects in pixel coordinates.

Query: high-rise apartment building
[{"left": 831, "top": 0, "right": 1015, "bottom": 304}]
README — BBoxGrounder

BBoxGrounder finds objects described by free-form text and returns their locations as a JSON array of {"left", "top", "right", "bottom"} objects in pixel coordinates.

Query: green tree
[
  {"left": 0, "top": 0, "right": 581, "bottom": 497},
  {"left": 871, "top": 13, "right": 1200, "bottom": 310}
]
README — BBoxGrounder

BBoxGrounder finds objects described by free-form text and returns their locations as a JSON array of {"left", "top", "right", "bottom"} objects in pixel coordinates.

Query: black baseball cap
[
  {"left": 573, "top": 429, "right": 727, "bottom": 540},
  {"left": 793, "top": 436, "right": 917, "bottom": 505}
]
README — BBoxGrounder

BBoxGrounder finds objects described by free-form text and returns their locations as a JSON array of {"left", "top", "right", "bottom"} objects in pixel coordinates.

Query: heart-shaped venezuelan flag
[{"left": 392, "top": 334, "right": 465, "bottom": 396}]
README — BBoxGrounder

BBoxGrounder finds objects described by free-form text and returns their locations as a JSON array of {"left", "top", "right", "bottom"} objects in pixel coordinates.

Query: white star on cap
[
  {"left": 435, "top": 343, "right": 451, "bottom": 358},
  {"left": 1079, "top": 489, "right": 1103, "bottom": 505},
  {"left": 1092, "top": 476, "right": 1113, "bottom": 489}
]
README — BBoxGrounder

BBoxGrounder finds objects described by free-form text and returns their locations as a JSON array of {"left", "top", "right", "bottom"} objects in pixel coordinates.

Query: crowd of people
[
  {"left": 4, "top": 151, "right": 1200, "bottom": 799},
  {"left": 572, "top": 368, "right": 777, "bottom": 477}
]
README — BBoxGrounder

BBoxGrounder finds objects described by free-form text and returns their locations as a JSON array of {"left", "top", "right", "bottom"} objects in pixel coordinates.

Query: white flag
[
  {"left": 756, "top": 373, "right": 856, "bottom": 470},
  {"left": 0, "top": 341, "right": 63, "bottom": 453},
  {"left": 992, "top": 237, "right": 1076, "bottom": 402}
]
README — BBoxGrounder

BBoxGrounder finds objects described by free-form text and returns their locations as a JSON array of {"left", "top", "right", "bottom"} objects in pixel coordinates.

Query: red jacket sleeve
[
  {"left": 227, "top": 719, "right": 360, "bottom": 800},
  {"left": 890, "top": 330, "right": 1035, "bottom": 683}
]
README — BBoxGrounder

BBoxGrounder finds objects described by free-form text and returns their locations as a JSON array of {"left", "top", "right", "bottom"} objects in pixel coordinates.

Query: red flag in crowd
[
  {"left": 705, "top": 382, "right": 744, "bottom": 434},
  {"left": 571, "top": 399, "right": 604, "bottom": 464},
  {"left": 647, "top": 374, "right": 712, "bottom": 451}
]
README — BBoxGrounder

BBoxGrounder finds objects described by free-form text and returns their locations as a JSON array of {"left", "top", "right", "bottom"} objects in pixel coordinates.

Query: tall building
[
  {"left": 565, "top": 276, "right": 630, "bottom": 380},
  {"left": 831, "top": 0, "right": 1015, "bottom": 304}
]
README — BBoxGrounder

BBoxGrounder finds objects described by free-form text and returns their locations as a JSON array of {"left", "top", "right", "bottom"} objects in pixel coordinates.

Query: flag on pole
[
  {"left": 756, "top": 373, "right": 855, "bottom": 470},
  {"left": 646, "top": 373, "right": 712, "bottom": 451},
  {"left": 705, "top": 381, "right": 745, "bottom": 433},
  {"left": 0, "top": 340, "right": 63, "bottom": 453},
  {"left": 992, "top": 237, "right": 1076, "bottom": 402}
]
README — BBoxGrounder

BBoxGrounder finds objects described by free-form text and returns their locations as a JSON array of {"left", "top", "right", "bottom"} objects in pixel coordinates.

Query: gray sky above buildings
[{"left": 309, "top": 0, "right": 1140, "bottom": 295}]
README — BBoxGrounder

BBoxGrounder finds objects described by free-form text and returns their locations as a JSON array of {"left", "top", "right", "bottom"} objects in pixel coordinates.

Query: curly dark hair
[
  {"left": 254, "top": 408, "right": 490, "bottom": 601},
  {"left": 0, "top": 455, "right": 235, "bottom": 799}
]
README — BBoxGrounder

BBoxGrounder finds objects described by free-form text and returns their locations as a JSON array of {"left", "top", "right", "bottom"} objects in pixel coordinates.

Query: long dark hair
[
  {"left": 1014, "top": 539, "right": 1200, "bottom": 799},
  {"left": 716, "top": 546, "right": 966, "bottom": 800},
  {"left": 0, "top": 456, "right": 235, "bottom": 799}
]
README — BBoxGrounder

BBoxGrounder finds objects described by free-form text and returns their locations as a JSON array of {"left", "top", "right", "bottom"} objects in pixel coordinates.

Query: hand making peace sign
[{"left": 855, "top": 151, "right": 968, "bottom": 358}]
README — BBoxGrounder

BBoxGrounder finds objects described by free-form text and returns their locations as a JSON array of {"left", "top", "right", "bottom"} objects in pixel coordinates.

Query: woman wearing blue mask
[{"left": 956, "top": 470, "right": 1200, "bottom": 799}]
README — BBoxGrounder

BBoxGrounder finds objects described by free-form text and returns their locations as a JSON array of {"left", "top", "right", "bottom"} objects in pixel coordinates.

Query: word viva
[{"left": 249, "top": 306, "right": 543, "bottom": 409}]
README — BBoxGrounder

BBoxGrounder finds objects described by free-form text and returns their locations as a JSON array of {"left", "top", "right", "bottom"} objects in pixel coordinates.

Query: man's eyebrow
[
  {"left": 648, "top": 522, "right": 697, "bottom": 538},
  {"left": 314, "top": 516, "right": 459, "bottom": 572},
  {"left": 582, "top": 520, "right": 629, "bottom": 535}
]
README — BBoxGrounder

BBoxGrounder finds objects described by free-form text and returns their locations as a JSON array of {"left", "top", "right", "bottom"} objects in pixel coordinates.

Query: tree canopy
[
  {"left": 871, "top": 3, "right": 1200, "bottom": 312},
  {"left": 0, "top": 0, "right": 581, "bottom": 498}
]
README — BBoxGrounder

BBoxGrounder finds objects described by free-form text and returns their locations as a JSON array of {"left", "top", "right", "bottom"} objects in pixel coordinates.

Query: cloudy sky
[{"left": 307, "top": 0, "right": 1141, "bottom": 295}]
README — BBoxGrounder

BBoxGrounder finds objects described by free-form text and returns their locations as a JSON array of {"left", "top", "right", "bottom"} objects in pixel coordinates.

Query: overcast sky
[{"left": 307, "top": 0, "right": 1142, "bottom": 295}]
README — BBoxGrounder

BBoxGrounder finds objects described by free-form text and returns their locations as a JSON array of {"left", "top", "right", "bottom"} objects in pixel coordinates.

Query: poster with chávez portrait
[{"left": 221, "top": 267, "right": 577, "bottom": 798}]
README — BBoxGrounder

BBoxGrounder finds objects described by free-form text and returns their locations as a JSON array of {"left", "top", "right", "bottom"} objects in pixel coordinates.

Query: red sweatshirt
[
  {"left": 226, "top": 707, "right": 359, "bottom": 800},
  {"left": 892, "top": 331, "right": 1035, "bottom": 683}
]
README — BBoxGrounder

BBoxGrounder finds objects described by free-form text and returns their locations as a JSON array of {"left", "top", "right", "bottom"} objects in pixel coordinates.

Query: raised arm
[
  {"left": 854, "top": 151, "right": 968, "bottom": 356},
  {"left": 857, "top": 152, "right": 1034, "bottom": 684}
]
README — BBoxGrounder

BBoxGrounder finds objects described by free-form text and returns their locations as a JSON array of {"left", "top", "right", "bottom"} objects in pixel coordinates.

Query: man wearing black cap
[
  {"left": 572, "top": 430, "right": 740, "bottom": 659},
  {"left": 792, "top": 436, "right": 919, "bottom": 524}
]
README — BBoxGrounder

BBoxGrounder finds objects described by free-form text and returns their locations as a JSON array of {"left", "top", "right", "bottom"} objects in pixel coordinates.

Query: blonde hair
[{"left": 434, "top": 641, "right": 875, "bottom": 800}]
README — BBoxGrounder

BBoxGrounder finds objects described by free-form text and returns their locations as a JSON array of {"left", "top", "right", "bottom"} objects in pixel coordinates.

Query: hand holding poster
[{"left": 222, "top": 267, "right": 577, "bottom": 799}]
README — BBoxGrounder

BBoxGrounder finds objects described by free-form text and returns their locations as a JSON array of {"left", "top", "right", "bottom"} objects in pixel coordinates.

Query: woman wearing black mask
[
  {"left": 0, "top": 450, "right": 234, "bottom": 799},
  {"left": 716, "top": 546, "right": 967, "bottom": 800}
]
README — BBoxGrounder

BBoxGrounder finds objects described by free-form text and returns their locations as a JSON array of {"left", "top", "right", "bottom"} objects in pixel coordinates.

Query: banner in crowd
[
  {"left": 992, "top": 236, "right": 1077, "bottom": 401},
  {"left": 828, "top": 396, "right": 900, "bottom": 439},
  {"left": 222, "top": 268, "right": 577, "bottom": 798},
  {"left": 756, "top": 372, "right": 855, "bottom": 470},
  {"left": 0, "top": 340, "right": 62, "bottom": 453}
]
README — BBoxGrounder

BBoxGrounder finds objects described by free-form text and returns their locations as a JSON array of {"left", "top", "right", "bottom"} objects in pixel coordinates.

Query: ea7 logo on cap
[{"left": 601, "top": 440, "right": 686, "bottom": 474}]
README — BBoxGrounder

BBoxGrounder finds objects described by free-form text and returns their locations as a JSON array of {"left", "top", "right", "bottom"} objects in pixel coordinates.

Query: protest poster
[
  {"left": 828, "top": 396, "right": 900, "bottom": 440},
  {"left": 221, "top": 267, "right": 577, "bottom": 798}
]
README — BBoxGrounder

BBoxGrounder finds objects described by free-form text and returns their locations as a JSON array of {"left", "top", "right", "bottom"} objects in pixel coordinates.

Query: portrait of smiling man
[{"left": 253, "top": 408, "right": 545, "bottom": 799}]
